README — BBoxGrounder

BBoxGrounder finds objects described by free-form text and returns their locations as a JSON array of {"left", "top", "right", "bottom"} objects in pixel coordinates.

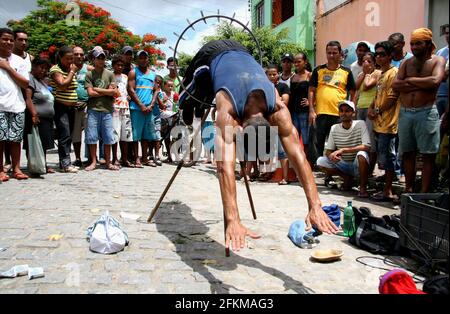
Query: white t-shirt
[
  {"left": 0, "top": 53, "right": 29, "bottom": 113},
  {"left": 350, "top": 61, "right": 363, "bottom": 82},
  {"left": 113, "top": 74, "right": 129, "bottom": 109}
]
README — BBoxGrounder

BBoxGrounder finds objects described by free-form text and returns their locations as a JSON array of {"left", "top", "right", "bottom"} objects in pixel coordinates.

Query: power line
[{"left": 93, "top": 0, "right": 181, "bottom": 30}]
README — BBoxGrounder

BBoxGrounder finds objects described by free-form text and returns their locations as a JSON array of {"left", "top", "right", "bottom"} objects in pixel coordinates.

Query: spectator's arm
[
  {"left": 0, "top": 60, "right": 29, "bottom": 89},
  {"left": 393, "top": 59, "right": 419, "bottom": 92},
  {"left": 127, "top": 70, "right": 146, "bottom": 111},
  {"left": 362, "top": 71, "right": 380, "bottom": 91},
  {"left": 405, "top": 56, "right": 446, "bottom": 89}
]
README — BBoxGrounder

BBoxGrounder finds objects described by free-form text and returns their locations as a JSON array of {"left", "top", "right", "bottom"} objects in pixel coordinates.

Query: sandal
[
  {"left": 0, "top": 173, "right": 10, "bottom": 182},
  {"left": 357, "top": 191, "right": 370, "bottom": 198},
  {"left": 84, "top": 165, "right": 96, "bottom": 172},
  {"left": 371, "top": 192, "right": 396, "bottom": 202},
  {"left": 134, "top": 162, "right": 144, "bottom": 169},
  {"left": 143, "top": 160, "right": 157, "bottom": 167},
  {"left": 107, "top": 164, "right": 120, "bottom": 171},
  {"left": 278, "top": 179, "right": 289, "bottom": 185},
  {"left": 46, "top": 167, "right": 56, "bottom": 174},
  {"left": 12, "top": 172, "right": 29, "bottom": 180},
  {"left": 121, "top": 161, "right": 135, "bottom": 168},
  {"left": 64, "top": 166, "right": 79, "bottom": 173}
]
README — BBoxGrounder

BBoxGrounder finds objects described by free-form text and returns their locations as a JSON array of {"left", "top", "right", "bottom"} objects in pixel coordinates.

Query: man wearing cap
[
  {"left": 350, "top": 42, "right": 370, "bottom": 81},
  {"left": 121, "top": 46, "right": 135, "bottom": 76},
  {"left": 127, "top": 50, "right": 157, "bottom": 167},
  {"left": 393, "top": 28, "right": 446, "bottom": 193},
  {"left": 317, "top": 100, "right": 371, "bottom": 196},
  {"left": 279, "top": 53, "right": 294, "bottom": 87},
  {"left": 179, "top": 39, "right": 339, "bottom": 253},
  {"left": 84, "top": 47, "right": 119, "bottom": 171}
]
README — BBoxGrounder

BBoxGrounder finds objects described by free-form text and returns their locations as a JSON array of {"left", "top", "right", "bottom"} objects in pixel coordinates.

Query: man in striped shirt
[{"left": 317, "top": 100, "right": 371, "bottom": 197}]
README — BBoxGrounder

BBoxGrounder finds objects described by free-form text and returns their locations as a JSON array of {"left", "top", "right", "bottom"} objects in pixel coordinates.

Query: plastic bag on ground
[{"left": 87, "top": 211, "right": 129, "bottom": 254}]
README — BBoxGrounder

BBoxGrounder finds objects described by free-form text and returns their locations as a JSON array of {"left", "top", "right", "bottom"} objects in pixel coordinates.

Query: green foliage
[
  {"left": 177, "top": 52, "right": 193, "bottom": 77},
  {"left": 7, "top": 0, "right": 166, "bottom": 64},
  {"left": 203, "top": 23, "right": 307, "bottom": 67}
]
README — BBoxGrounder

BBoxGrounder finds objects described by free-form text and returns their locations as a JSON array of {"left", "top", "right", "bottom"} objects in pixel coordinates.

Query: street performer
[{"left": 179, "top": 40, "right": 339, "bottom": 253}]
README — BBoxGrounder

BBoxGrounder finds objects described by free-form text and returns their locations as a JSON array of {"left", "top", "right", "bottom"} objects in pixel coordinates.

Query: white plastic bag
[
  {"left": 27, "top": 125, "right": 46, "bottom": 175},
  {"left": 86, "top": 211, "right": 129, "bottom": 254}
]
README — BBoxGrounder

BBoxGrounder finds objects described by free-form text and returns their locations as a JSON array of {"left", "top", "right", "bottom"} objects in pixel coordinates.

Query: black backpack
[{"left": 349, "top": 207, "right": 401, "bottom": 255}]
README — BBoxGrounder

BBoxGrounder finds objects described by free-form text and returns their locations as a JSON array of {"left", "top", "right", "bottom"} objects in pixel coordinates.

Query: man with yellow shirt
[
  {"left": 369, "top": 41, "right": 400, "bottom": 202},
  {"left": 309, "top": 41, "right": 357, "bottom": 165}
]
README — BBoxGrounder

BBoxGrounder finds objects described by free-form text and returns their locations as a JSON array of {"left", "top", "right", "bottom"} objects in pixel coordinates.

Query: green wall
[{"left": 251, "top": 0, "right": 316, "bottom": 65}]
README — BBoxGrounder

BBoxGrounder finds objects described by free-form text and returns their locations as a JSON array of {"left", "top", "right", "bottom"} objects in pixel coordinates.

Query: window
[
  {"left": 272, "top": 0, "right": 294, "bottom": 27},
  {"left": 255, "top": 1, "right": 265, "bottom": 28},
  {"left": 322, "top": 0, "right": 349, "bottom": 14}
]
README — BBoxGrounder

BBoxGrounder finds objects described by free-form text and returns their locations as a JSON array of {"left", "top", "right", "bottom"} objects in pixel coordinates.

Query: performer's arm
[{"left": 215, "top": 91, "right": 260, "bottom": 252}]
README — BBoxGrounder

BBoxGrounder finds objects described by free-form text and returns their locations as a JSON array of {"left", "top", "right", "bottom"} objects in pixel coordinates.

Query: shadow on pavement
[{"left": 154, "top": 201, "right": 314, "bottom": 294}]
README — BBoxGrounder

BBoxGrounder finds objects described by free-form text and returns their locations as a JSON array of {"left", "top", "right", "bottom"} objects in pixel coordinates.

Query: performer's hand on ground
[
  {"left": 305, "top": 207, "right": 339, "bottom": 235},
  {"left": 225, "top": 220, "right": 260, "bottom": 252}
]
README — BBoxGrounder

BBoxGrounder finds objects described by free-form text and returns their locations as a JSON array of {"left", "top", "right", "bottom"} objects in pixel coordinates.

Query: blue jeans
[
  {"left": 436, "top": 96, "right": 448, "bottom": 118},
  {"left": 375, "top": 132, "right": 399, "bottom": 171},
  {"left": 292, "top": 112, "right": 310, "bottom": 145},
  {"left": 317, "top": 151, "right": 369, "bottom": 177}
]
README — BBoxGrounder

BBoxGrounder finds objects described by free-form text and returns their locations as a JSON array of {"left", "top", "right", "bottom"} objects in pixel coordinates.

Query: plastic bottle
[{"left": 343, "top": 201, "right": 355, "bottom": 237}]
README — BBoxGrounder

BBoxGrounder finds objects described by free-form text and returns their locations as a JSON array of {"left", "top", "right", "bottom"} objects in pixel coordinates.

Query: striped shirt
[
  {"left": 325, "top": 120, "right": 371, "bottom": 162},
  {"left": 49, "top": 64, "right": 78, "bottom": 103}
]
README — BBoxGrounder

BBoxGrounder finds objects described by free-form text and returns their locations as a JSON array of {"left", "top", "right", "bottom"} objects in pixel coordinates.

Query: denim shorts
[
  {"left": 398, "top": 105, "right": 440, "bottom": 155},
  {"left": 317, "top": 151, "right": 369, "bottom": 177},
  {"left": 291, "top": 112, "right": 310, "bottom": 145},
  {"left": 374, "top": 132, "right": 398, "bottom": 171},
  {"left": 85, "top": 109, "right": 115, "bottom": 145}
]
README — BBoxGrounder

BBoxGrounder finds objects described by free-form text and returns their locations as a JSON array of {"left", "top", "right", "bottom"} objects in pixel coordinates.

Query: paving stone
[
  {"left": 154, "top": 250, "right": 181, "bottom": 261},
  {"left": 130, "top": 262, "right": 155, "bottom": 272}
]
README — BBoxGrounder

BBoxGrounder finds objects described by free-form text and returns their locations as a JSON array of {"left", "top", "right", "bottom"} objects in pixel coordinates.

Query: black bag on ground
[
  {"left": 349, "top": 207, "right": 401, "bottom": 255},
  {"left": 423, "top": 275, "right": 449, "bottom": 295}
]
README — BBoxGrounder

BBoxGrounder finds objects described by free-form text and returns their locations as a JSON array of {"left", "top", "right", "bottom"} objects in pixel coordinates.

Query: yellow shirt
[
  {"left": 310, "top": 64, "right": 356, "bottom": 116},
  {"left": 373, "top": 67, "right": 400, "bottom": 134}
]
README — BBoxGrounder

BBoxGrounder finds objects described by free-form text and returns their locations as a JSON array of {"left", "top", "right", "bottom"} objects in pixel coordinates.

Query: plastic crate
[{"left": 400, "top": 194, "right": 449, "bottom": 262}]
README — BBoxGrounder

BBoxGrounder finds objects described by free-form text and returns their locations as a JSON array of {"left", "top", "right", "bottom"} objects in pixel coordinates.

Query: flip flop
[
  {"left": 278, "top": 179, "right": 289, "bottom": 185},
  {"left": 0, "top": 173, "right": 9, "bottom": 182},
  {"left": 84, "top": 165, "right": 96, "bottom": 172},
  {"left": 357, "top": 192, "right": 370, "bottom": 199},
  {"left": 371, "top": 192, "right": 395, "bottom": 202},
  {"left": 12, "top": 172, "right": 29, "bottom": 180},
  {"left": 107, "top": 164, "right": 120, "bottom": 171}
]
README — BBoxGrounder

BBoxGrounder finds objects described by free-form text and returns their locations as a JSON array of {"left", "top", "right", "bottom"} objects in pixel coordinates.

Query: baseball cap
[
  {"left": 137, "top": 50, "right": 149, "bottom": 57},
  {"left": 122, "top": 46, "right": 133, "bottom": 54},
  {"left": 281, "top": 53, "right": 294, "bottom": 62},
  {"left": 338, "top": 100, "right": 356, "bottom": 112},
  {"left": 92, "top": 47, "right": 106, "bottom": 58}
]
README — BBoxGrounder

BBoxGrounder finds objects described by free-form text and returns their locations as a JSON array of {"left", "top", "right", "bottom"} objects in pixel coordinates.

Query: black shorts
[{"left": 179, "top": 40, "right": 247, "bottom": 125}]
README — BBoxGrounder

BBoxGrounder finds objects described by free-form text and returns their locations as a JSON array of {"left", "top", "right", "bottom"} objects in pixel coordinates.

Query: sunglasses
[{"left": 375, "top": 52, "right": 387, "bottom": 57}]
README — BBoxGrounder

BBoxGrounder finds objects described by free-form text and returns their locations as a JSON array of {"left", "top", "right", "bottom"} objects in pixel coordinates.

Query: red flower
[{"left": 48, "top": 45, "right": 57, "bottom": 54}]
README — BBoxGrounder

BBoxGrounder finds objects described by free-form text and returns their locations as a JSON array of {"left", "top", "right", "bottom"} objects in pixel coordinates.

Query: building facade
[
  {"left": 251, "top": 0, "right": 316, "bottom": 64},
  {"left": 315, "top": 0, "right": 449, "bottom": 65}
]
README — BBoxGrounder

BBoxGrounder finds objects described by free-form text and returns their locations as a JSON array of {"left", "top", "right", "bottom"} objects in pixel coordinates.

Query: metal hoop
[{"left": 173, "top": 14, "right": 263, "bottom": 108}]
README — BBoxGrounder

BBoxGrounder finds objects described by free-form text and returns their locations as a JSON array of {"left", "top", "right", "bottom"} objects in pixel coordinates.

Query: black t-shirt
[{"left": 275, "top": 82, "right": 290, "bottom": 98}]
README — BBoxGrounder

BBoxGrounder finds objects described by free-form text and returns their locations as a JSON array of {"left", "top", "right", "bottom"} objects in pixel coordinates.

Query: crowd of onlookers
[
  {"left": 1, "top": 27, "right": 183, "bottom": 182},
  {"left": 259, "top": 26, "right": 448, "bottom": 203},
  {"left": 1, "top": 25, "right": 449, "bottom": 204}
]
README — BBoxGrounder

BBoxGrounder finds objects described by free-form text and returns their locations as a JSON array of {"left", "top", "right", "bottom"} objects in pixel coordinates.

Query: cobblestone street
[{"left": 0, "top": 149, "right": 414, "bottom": 294}]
